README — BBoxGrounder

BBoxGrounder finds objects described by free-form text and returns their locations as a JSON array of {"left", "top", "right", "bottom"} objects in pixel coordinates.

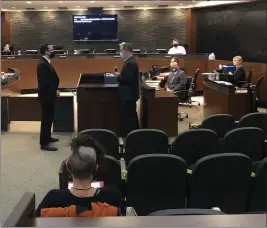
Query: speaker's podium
[
  {"left": 139, "top": 82, "right": 178, "bottom": 137},
  {"left": 77, "top": 73, "right": 121, "bottom": 135}
]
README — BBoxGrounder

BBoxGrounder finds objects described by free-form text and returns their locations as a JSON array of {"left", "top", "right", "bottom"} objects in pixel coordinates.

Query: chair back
[
  {"left": 126, "top": 154, "right": 187, "bottom": 215},
  {"left": 78, "top": 129, "right": 120, "bottom": 159},
  {"left": 95, "top": 155, "right": 122, "bottom": 187},
  {"left": 249, "top": 157, "right": 267, "bottom": 212},
  {"left": 201, "top": 114, "right": 236, "bottom": 138},
  {"left": 247, "top": 68, "right": 253, "bottom": 84},
  {"left": 187, "top": 153, "right": 252, "bottom": 214},
  {"left": 255, "top": 76, "right": 264, "bottom": 100},
  {"left": 171, "top": 129, "right": 218, "bottom": 166},
  {"left": 191, "top": 68, "right": 200, "bottom": 91},
  {"left": 223, "top": 127, "right": 265, "bottom": 161},
  {"left": 239, "top": 113, "right": 267, "bottom": 137},
  {"left": 125, "top": 129, "right": 169, "bottom": 163}
]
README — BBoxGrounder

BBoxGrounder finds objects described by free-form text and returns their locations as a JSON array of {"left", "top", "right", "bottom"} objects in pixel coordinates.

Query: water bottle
[{"left": 209, "top": 53, "right": 216, "bottom": 60}]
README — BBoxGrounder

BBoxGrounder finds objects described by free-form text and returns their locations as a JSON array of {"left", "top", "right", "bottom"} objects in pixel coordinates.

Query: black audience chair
[
  {"left": 126, "top": 154, "right": 187, "bottom": 216},
  {"left": 239, "top": 113, "right": 267, "bottom": 137},
  {"left": 201, "top": 114, "right": 236, "bottom": 138},
  {"left": 187, "top": 153, "right": 252, "bottom": 214},
  {"left": 171, "top": 129, "right": 219, "bottom": 166},
  {"left": 147, "top": 208, "right": 225, "bottom": 216},
  {"left": 124, "top": 129, "right": 169, "bottom": 164},
  {"left": 255, "top": 76, "right": 267, "bottom": 109},
  {"left": 223, "top": 127, "right": 265, "bottom": 161},
  {"left": 248, "top": 157, "right": 267, "bottom": 212},
  {"left": 77, "top": 129, "right": 120, "bottom": 159},
  {"left": 59, "top": 155, "right": 122, "bottom": 189}
]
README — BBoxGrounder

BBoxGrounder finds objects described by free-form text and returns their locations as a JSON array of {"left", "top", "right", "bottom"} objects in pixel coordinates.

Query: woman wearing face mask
[{"left": 167, "top": 39, "right": 186, "bottom": 55}]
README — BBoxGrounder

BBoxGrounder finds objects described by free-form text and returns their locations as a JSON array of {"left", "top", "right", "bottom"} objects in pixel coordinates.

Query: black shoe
[
  {"left": 50, "top": 138, "right": 59, "bottom": 143},
  {"left": 41, "top": 145, "right": 58, "bottom": 151}
]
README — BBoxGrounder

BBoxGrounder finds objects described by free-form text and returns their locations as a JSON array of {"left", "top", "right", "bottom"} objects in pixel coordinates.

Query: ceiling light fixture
[
  {"left": 122, "top": 0, "right": 127, "bottom": 2},
  {"left": 26, "top": 1, "right": 32, "bottom": 4},
  {"left": 11, "top": 6, "right": 16, "bottom": 9},
  {"left": 90, "top": 1, "right": 95, "bottom": 2},
  {"left": 58, "top": 1, "right": 63, "bottom": 3}
]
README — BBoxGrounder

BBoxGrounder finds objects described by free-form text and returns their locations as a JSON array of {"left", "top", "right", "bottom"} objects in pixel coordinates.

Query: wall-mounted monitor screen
[{"left": 73, "top": 14, "right": 118, "bottom": 41}]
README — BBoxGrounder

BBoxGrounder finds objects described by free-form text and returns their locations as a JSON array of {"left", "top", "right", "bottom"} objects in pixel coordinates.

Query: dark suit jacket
[
  {"left": 230, "top": 66, "right": 246, "bottom": 85},
  {"left": 37, "top": 57, "right": 59, "bottom": 104},
  {"left": 164, "top": 69, "right": 187, "bottom": 92},
  {"left": 117, "top": 56, "right": 139, "bottom": 102},
  {"left": 216, "top": 66, "right": 246, "bottom": 85}
]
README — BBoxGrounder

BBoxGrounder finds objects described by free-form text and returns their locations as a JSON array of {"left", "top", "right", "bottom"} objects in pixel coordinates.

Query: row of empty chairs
[
  {"left": 77, "top": 126, "right": 266, "bottom": 166},
  {"left": 201, "top": 112, "right": 267, "bottom": 138},
  {"left": 60, "top": 153, "right": 266, "bottom": 215}
]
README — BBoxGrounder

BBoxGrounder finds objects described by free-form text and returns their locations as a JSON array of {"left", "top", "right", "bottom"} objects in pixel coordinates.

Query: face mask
[
  {"left": 173, "top": 44, "right": 178, "bottom": 47},
  {"left": 120, "top": 52, "right": 124, "bottom": 59}
]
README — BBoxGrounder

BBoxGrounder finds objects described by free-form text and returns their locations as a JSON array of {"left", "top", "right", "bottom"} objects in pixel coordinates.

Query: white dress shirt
[
  {"left": 42, "top": 55, "right": 51, "bottom": 64},
  {"left": 168, "top": 46, "right": 186, "bottom": 55}
]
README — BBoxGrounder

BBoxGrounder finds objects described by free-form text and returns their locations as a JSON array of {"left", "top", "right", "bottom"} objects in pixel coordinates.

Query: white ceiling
[{"left": 1, "top": 0, "right": 249, "bottom": 11}]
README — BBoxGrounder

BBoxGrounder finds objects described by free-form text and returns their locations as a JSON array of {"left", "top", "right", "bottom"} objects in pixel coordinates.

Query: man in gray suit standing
[{"left": 156, "top": 57, "right": 187, "bottom": 98}]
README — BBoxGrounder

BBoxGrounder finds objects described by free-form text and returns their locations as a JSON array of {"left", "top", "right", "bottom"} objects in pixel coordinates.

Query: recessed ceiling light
[
  {"left": 90, "top": 1, "right": 95, "bottom": 2},
  {"left": 26, "top": 1, "right": 32, "bottom": 4},
  {"left": 58, "top": 1, "right": 63, "bottom": 3},
  {"left": 11, "top": 6, "right": 16, "bottom": 9},
  {"left": 122, "top": 0, "right": 127, "bottom": 2}
]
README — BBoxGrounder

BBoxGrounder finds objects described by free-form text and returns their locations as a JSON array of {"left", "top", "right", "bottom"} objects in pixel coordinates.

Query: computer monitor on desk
[{"left": 220, "top": 64, "right": 235, "bottom": 74}]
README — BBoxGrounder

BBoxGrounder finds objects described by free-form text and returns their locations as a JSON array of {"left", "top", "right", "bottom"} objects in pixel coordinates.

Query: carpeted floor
[{"left": 0, "top": 96, "right": 203, "bottom": 225}]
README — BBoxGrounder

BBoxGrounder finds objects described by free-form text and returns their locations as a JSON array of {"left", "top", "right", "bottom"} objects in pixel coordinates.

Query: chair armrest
[
  {"left": 2, "top": 192, "right": 36, "bottom": 227},
  {"left": 118, "top": 137, "right": 124, "bottom": 154},
  {"left": 120, "top": 158, "right": 127, "bottom": 180},
  {"left": 126, "top": 207, "right": 137, "bottom": 216}
]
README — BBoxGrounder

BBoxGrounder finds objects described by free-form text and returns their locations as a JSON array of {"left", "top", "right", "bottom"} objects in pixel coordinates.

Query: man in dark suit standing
[
  {"left": 116, "top": 42, "right": 140, "bottom": 137},
  {"left": 37, "top": 44, "right": 60, "bottom": 151}
]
